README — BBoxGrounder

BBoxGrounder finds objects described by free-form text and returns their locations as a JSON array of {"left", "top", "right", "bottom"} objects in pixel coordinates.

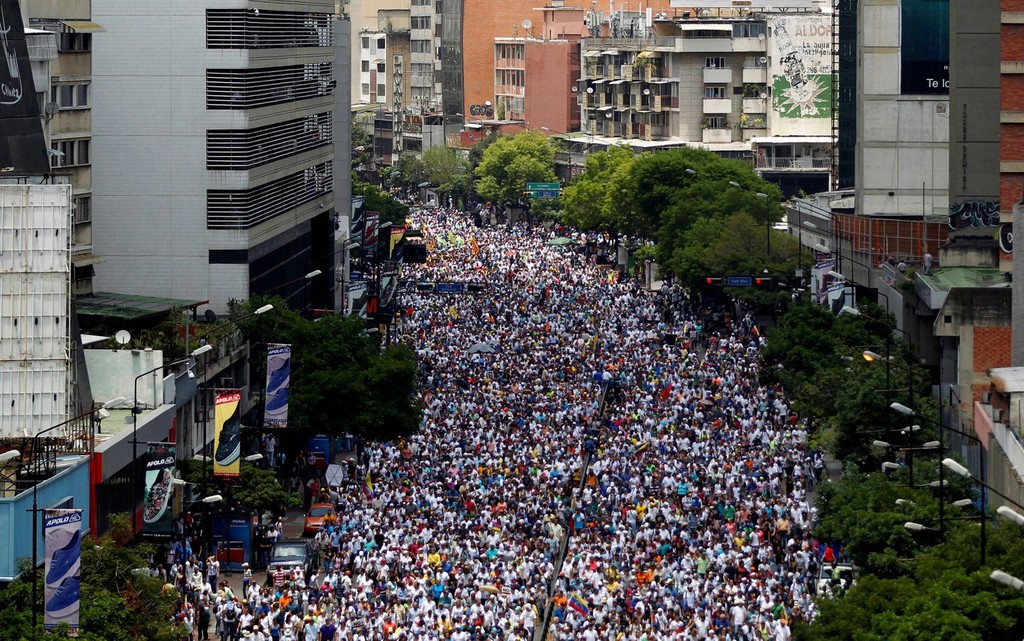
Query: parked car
[
  {"left": 267, "top": 538, "right": 318, "bottom": 583},
  {"left": 303, "top": 503, "right": 336, "bottom": 536}
]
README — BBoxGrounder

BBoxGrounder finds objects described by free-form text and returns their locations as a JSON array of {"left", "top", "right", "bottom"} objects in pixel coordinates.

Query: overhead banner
[
  {"left": 44, "top": 509, "right": 82, "bottom": 632},
  {"left": 264, "top": 344, "right": 291, "bottom": 428},
  {"left": 364, "top": 211, "right": 381, "bottom": 262},
  {"left": 901, "top": 0, "right": 949, "bottom": 94},
  {"left": 213, "top": 390, "right": 242, "bottom": 477},
  {"left": 0, "top": 0, "right": 50, "bottom": 174},
  {"left": 143, "top": 444, "right": 176, "bottom": 538}
]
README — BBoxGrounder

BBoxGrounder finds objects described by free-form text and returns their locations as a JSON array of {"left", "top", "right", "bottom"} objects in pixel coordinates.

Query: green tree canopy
[
  {"left": 474, "top": 131, "right": 556, "bottom": 204},
  {"left": 352, "top": 180, "right": 409, "bottom": 226},
  {"left": 232, "top": 299, "right": 420, "bottom": 442},
  {"left": 422, "top": 146, "right": 473, "bottom": 196}
]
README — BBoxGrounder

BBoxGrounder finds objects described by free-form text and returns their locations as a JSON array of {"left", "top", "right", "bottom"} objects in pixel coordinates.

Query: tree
[
  {"left": 233, "top": 299, "right": 420, "bottom": 442},
  {"left": 352, "top": 181, "right": 410, "bottom": 226},
  {"left": 474, "top": 131, "right": 556, "bottom": 204},
  {"left": 560, "top": 146, "right": 636, "bottom": 232},
  {"left": 179, "top": 460, "right": 302, "bottom": 516},
  {"left": 422, "top": 146, "right": 473, "bottom": 197},
  {"left": 390, "top": 154, "right": 428, "bottom": 192},
  {"left": 0, "top": 514, "right": 185, "bottom": 641}
]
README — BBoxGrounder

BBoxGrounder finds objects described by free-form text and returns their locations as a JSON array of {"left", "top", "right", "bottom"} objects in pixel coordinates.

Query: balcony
[
  {"left": 703, "top": 128, "right": 733, "bottom": 144},
  {"left": 743, "top": 98, "right": 767, "bottom": 113},
  {"left": 702, "top": 98, "right": 732, "bottom": 114},
  {"left": 703, "top": 67, "right": 732, "bottom": 84},
  {"left": 742, "top": 67, "right": 767, "bottom": 84},
  {"left": 755, "top": 155, "right": 831, "bottom": 170}
]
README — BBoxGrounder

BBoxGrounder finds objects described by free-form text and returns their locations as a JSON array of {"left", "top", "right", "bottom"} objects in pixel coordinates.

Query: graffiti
[
  {"left": 468, "top": 103, "right": 493, "bottom": 117},
  {"left": 999, "top": 223, "right": 1012, "bottom": 254},
  {"left": 947, "top": 200, "right": 999, "bottom": 231}
]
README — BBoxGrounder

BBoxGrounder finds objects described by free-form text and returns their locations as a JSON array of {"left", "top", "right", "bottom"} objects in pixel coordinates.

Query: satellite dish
[
  {"left": 44, "top": 102, "right": 60, "bottom": 117},
  {"left": 586, "top": 87, "right": 594, "bottom": 94},
  {"left": 204, "top": 309, "right": 218, "bottom": 323},
  {"left": 115, "top": 330, "right": 132, "bottom": 345},
  {"left": 759, "top": 56, "right": 767, "bottom": 64},
  {"left": 521, "top": 18, "right": 532, "bottom": 29},
  {"left": 571, "top": 85, "right": 579, "bottom": 93},
  {"left": 643, "top": 88, "right": 651, "bottom": 96}
]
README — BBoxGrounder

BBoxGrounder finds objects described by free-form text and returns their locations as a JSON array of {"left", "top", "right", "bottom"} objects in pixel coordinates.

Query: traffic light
[
  {"left": 754, "top": 277, "right": 772, "bottom": 287},
  {"left": 705, "top": 277, "right": 723, "bottom": 286}
]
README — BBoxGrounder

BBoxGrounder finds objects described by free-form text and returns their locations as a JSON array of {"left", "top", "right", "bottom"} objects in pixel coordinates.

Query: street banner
[
  {"left": 364, "top": 211, "right": 380, "bottom": 261},
  {"left": 142, "top": 444, "right": 176, "bottom": 538},
  {"left": 381, "top": 261, "right": 401, "bottom": 308},
  {"left": 811, "top": 252, "right": 835, "bottom": 305},
  {"left": 264, "top": 344, "right": 291, "bottom": 428},
  {"left": 213, "top": 390, "right": 242, "bottom": 477},
  {"left": 389, "top": 225, "right": 406, "bottom": 261},
  {"left": 349, "top": 196, "right": 366, "bottom": 251},
  {"left": 347, "top": 281, "right": 368, "bottom": 318},
  {"left": 44, "top": 509, "right": 82, "bottom": 632}
]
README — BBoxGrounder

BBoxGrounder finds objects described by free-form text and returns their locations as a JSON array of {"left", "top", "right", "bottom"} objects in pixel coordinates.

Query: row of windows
[
  {"left": 360, "top": 83, "right": 388, "bottom": 99},
  {"left": 207, "top": 112, "right": 333, "bottom": 170},
  {"left": 360, "top": 36, "right": 387, "bottom": 53},
  {"left": 411, "top": 16, "right": 431, "bottom": 30},
  {"left": 207, "top": 64, "right": 334, "bottom": 110},
  {"left": 51, "top": 83, "right": 89, "bottom": 109},
  {"left": 207, "top": 162, "right": 333, "bottom": 229},
  {"left": 50, "top": 139, "right": 89, "bottom": 167},
  {"left": 206, "top": 10, "right": 333, "bottom": 49},
  {"left": 58, "top": 33, "right": 90, "bottom": 53}
]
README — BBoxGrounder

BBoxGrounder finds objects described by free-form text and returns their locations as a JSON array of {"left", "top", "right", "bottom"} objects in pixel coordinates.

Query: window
[
  {"left": 50, "top": 139, "right": 90, "bottom": 167},
  {"left": 361, "top": 36, "right": 370, "bottom": 50},
  {"left": 52, "top": 83, "right": 90, "bottom": 109},
  {"left": 361, "top": 60, "right": 369, "bottom": 72},
  {"left": 412, "top": 40, "right": 431, "bottom": 53},
  {"left": 58, "top": 33, "right": 91, "bottom": 52},
  {"left": 377, "top": 84, "right": 386, "bottom": 96},
  {"left": 705, "top": 57, "right": 726, "bottom": 69},
  {"left": 733, "top": 23, "right": 766, "bottom": 39},
  {"left": 377, "top": 37, "right": 386, "bottom": 49},
  {"left": 411, "top": 16, "right": 431, "bottom": 29},
  {"left": 704, "top": 116, "right": 727, "bottom": 129},
  {"left": 377, "top": 62, "right": 386, "bottom": 73},
  {"left": 361, "top": 83, "right": 370, "bottom": 96},
  {"left": 72, "top": 196, "right": 91, "bottom": 224},
  {"left": 704, "top": 87, "right": 726, "bottom": 99}
]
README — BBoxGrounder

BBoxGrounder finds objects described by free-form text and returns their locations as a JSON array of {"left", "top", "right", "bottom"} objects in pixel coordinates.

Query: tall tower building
[{"left": 90, "top": 1, "right": 340, "bottom": 313}]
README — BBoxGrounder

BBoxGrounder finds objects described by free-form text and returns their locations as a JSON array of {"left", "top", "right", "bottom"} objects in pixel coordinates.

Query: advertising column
[
  {"left": 264, "top": 344, "right": 291, "bottom": 428},
  {"left": 142, "top": 444, "right": 177, "bottom": 539},
  {"left": 44, "top": 509, "right": 83, "bottom": 632}
]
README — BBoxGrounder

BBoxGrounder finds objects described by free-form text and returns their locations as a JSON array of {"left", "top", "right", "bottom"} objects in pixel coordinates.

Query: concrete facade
[
  {"left": 90, "top": 0, "right": 338, "bottom": 314},
  {"left": 856, "top": 0, "right": 949, "bottom": 220}
]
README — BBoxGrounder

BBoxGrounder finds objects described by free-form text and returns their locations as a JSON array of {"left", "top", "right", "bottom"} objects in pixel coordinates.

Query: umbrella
[
  {"left": 468, "top": 342, "right": 497, "bottom": 354},
  {"left": 546, "top": 237, "right": 575, "bottom": 246}
]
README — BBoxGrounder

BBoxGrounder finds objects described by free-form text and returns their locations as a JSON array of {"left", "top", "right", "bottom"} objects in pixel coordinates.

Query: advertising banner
[
  {"left": 347, "top": 280, "right": 368, "bottom": 318},
  {"left": 389, "top": 225, "right": 406, "bottom": 261},
  {"left": 264, "top": 344, "right": 291, "bottom": 428},
  {"left": 213, "top": 390, "right": 242, "bottom": 477},
  {"left": 901, "top": 0, "right": 949, "bottom": 94},
  {"left": 349, "top": 196, "right": 366, "bottom": 251},
  {"left": 769, "top": 15, "right": 833, "bottom": 135},
  {"left": 0, "top": 0, "right": 50, "bottom": 174},
  {"left": 811, "top": 252, "right": 835, "bottom": 305},
  {"left": 364, "top": 211, "right": 381, "bottom": 261},
  {"left": 44, "top": 509, "right": 82, "bottom": 632},
  {"left": 142, "top": 444, "right": 176, "bottom": 538}
]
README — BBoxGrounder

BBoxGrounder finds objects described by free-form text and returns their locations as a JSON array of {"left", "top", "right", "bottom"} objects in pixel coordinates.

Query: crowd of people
[{"left": 168, "top": 206, "right": 832, "bottom": 640}]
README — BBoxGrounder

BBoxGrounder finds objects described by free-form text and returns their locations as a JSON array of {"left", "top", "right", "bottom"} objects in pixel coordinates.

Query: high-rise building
[{"left": 90, "top": 1, "right": 341, "bottom": 314}]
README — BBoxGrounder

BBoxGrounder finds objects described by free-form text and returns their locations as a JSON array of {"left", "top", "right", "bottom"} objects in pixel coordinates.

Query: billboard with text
[{"left": 768, "top": 15, "right": 833, "bottom": 136}]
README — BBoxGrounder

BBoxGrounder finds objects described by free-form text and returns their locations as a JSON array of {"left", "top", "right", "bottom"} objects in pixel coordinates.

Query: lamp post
[
  {"left": 29, "top": 398, "right": 123, "bottom": 637},
  {"left": 196, "top": 305, "right": 273, "bottom": 484},
  {"left": 132, "top": 345, "right": 212, "bottom": 534}
]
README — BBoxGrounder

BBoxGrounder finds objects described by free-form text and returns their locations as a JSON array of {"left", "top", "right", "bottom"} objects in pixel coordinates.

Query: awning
[
  {"left": 651, "top": 79, "right": 673, "bottom": 84},
  {"left": 609, "top": 79, "right": 628, "bottom": 85},
  {"left": 71, "top": 253, "right": 104, "bottom": 267},
  {"left": 750, "top": 136, "right": 833, "bottom": 144},
  {"left": 77, "top": 293, "right": 209, "bottom": 321},
  {"left": 600, "top": 50, "right": 618, "bottom": 55},
  {"left": 678, "top": 23, "right": 733, "bottom": 32},
  {"left": 372, "top": 59, "right": 385, "bottom": 64},
  {"left": 591, "top": 79, "right": 608, "bottom": 85},
  {"left": 583, "top": 51, "right": 601, "bottom": 58},
  {"left": 636, "top": 51, "right": 660, "bottom": 59},
  {"left": 616, "top": 107, "right": 630, "bottom": 112},
  {"left": 61, "top": 20, "right": 106, "bottom": 33},
  {"left": 598, "top": 106, "right": 614, "bottom": 111}
]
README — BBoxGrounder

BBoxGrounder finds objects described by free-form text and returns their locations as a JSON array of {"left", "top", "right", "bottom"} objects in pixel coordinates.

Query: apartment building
[
  {"left": 90, "top": 1, "right": 339, "bottom": 314},
  {"left": 579, "top": 10, "right": 833, "bottom": 195},
  {"left": 24, "top": 0, "right": 103, "bottom": 296},
  {"left": 409, "top": 0, "right": 442, "bottom": 113}
]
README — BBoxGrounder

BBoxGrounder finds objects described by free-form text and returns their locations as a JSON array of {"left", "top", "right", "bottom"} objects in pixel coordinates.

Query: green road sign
[{"left": 526, "top": 182, "right": 560, "bottom": 190}]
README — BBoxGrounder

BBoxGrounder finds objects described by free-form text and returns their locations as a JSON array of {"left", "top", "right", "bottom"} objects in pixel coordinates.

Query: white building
[{"left": 90, "top": 0, "right": 339, "bottom": 314}]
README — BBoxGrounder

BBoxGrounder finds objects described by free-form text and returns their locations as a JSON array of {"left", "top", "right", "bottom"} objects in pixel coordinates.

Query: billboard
[
  {"left": 142, "top": 444, "right": 176, "bottom": 538},
  {"left": 768, "top": 15, "right": 833, "bottom": 136},
  {"left": 213, "top": 390, "right": 242, "bottom": 477},
  {"left": 44, "top": 509, "right": 82, "bottom": 632},
  {"left": 364, "top": 211, "right": 380, "bottom": 261},
  {"left": 264, "top": 344, "right": 291, "bottom": 428},
  {"left": 0, "top": 0, "right": 49, "bottom": 174},
  {"left": 901, "top": 0, "right": 949, "bottom": 95}
]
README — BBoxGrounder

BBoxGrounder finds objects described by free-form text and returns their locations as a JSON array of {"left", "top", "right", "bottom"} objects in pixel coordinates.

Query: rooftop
[{"left": 76, "top": 292, "right": 208, "bottom": 321}]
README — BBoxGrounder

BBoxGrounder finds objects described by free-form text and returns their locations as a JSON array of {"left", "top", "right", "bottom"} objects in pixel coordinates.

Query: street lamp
[
  {"left": 991, "top": 570, "right": 1024, "bottom": 591},
  {"left": 243, "top": 454, "right": 263, "bottom": 462},
  {"left": 997, "top": 505, "right": 1024, "bottom": 526},
  {"left": 904, "top": 521, "right": 936, "bottom": 532},
  {"left": 29, "top": 398, "right": 123, "bottom": 636},
  {"left": 0, "top": 449, "right": 20, "bottom": 464},
  {"left": 132, "top": 345, "right": 212, "bottom": 534}
]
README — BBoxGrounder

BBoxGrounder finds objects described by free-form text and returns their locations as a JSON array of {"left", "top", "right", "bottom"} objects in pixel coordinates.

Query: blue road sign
[{"left": 726, "top": 276, "right": 753, "bottom": 287}]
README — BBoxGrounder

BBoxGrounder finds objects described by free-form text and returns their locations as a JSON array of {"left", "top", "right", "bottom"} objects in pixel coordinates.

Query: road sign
[
  {"left": 536, "top": 190, "right": 560, "bottom": 199},
  {"left": 726, "top": 276, "right": 753, "bottom": 287},
  {"left": 527, "top": 182, "right": 560, "bottom": 190}
]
